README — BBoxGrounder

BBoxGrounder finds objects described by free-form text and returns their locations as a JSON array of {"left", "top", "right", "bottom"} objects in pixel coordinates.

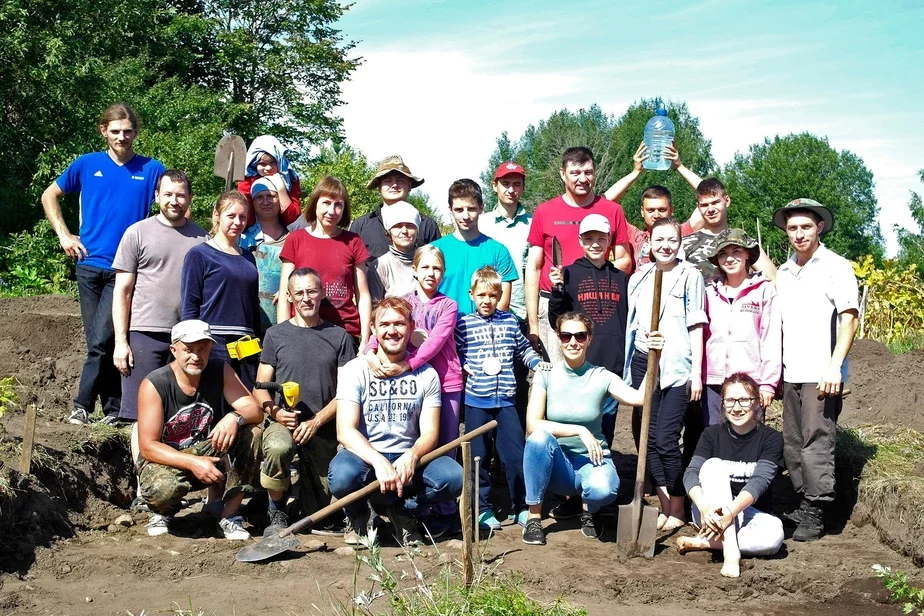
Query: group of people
[{"left": 42, "top": 104, "right": 859, "bottom": 577}]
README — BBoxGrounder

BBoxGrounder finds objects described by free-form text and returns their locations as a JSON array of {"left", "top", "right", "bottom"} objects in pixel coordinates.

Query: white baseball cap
[
  {"left": 381, "top": 200, "right": 422, "bottom": 231},
  {"left": 171, "top": 320, "right": 217, "bottom": 344},
  {"left": 578, "top": 214, "right": 611, "bottom": 236}
]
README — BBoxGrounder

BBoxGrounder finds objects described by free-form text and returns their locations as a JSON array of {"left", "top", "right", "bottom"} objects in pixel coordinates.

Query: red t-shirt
[
  {"left": 237, "top": 176, "right": 302, "bottom": 228},
  {"left": 626, "top": 220, "right": 694, "bottom": 273},
  {"left": 279, "top": 228, "right": 369, "bottom": 336},
  {"left": 526, "top": 195, "right": 631, "bottom": 291}
]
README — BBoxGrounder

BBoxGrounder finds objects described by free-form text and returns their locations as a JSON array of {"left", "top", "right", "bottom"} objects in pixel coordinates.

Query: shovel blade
[
  {"left": 213, "top": 135, "right": 247, "bottom": 182},
  {"left": 615, "top": 502, "right": 659, "bottom": 559},
  {"left": 235, "top": 531, "right": 302, "bottom": 563}
]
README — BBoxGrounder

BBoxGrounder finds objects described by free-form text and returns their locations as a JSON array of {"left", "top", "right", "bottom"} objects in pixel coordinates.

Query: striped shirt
[{"left": 455, "top": 309, "right": 541, "bottom": 408}]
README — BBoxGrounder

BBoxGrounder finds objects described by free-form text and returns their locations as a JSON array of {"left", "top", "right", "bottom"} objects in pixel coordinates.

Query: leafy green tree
[
  {"left": 480, "top": 99, "right": 716, "bottom": 228},
  {"left": 723, "top": 133, "right": 884, "bottom": 263},
  {"left": 895, "top": 169, "right": 924, "bottom": 274}
]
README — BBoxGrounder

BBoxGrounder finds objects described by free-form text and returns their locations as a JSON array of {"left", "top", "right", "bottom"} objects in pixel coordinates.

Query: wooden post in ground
[
  {"left": 460, "top": 441, "right": 474, "bottom": 588},
  {"left": 473, "top": 456, "right": 481, "bottom": 560},
  {"left": 19, "top": 404, "right": 37, "bottom": 475}
]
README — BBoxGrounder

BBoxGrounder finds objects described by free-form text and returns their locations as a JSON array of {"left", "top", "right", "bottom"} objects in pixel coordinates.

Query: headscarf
[
  {"left": 250, "top": 177, "right": 277, "bottom": 198},
  {"left": 244, "top": 135, "right": 299, "bottom": 191}
]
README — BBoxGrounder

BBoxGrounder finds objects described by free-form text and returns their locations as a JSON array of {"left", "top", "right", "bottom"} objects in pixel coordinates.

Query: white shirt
[
  {"left": 479, "top": 205, "right": 532, "bottom": 321},
  {"left": 776, "top": 243, "right": 859, "bottom": 383}
]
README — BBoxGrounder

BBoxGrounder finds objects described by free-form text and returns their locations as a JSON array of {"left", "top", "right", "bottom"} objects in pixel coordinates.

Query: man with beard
[
  {"left": 112, "top": 170, "right": 208, "bottom": 424},
  {"left": 328, "top": 297, "right": 463, "bottom": 546},
  {"left": 42, "top": 104, "right": 165, "bottom": 424},
  {"left": 136, "top": 320, "right": 264, "bottom": 540}
]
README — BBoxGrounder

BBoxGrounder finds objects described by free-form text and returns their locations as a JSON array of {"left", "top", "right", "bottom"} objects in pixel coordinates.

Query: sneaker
[
  {"left": 264, "top": 509, "right": 289, "bottom": 537},
  {"left": 130, "top": 496, "right": 151, "bottom": 513},
  {"left": 98, "top": 414, "right": 124, "bottom": 426},
  {"left": 549, "top": 496, "right": 583, "bottom": 520},
  {"left": 580, "top": 511, "right": 602, "bottom": 539},
  {"left": 792, "top": 503, "right": 824, "bottom": 542},
  {"left": 344, "top": 509, "right": 372, "bottom": 546},
  {"left": 68, "top": 406, "right": 90, "bottom": 425},
  {"left": 146, "top": 514, "right": 171, "bottom": 537},
  {"left": 386, "top": 505, "right": 424, "bottom": 547},
  {"left": 219, "top": 515, "right": 251, "bottom": 540},
  {"left": 521, "top": 518, "right": 546, "bottom": 545},
  {"left": 477, "top": 510, "right": 503, "bottom": 531},
  {"left": 511, "top": 510, "right": 530, "bottom": 528},
  {"left": 419, "top": 515, "right": 453, "bottom": 540}
]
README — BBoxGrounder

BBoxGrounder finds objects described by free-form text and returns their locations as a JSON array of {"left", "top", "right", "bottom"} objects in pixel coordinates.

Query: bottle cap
[{"left": 656, "top": 107, "right": 668, "bottom": 116}]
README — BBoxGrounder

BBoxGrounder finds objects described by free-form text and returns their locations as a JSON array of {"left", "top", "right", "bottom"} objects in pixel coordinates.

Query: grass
[
  {"left": 885, "top": 334, "right": 924, "bottom": 355},
  {"left": 70, "top": 421, "right": 132, "bottom": 454},
  {"left": 873, "top": 564, "right": 924, "bottom": 615}
]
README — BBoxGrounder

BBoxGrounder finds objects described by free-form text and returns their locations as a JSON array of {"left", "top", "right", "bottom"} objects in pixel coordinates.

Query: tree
[
  {"left": 723, "top": 133, "right": 885, "bottom": 263},
  {"left": 480, "top": 99, "right": 716, "bottom": 228},
  {"left": 895, "top": 169, "right": 924, "bottom": 274}
]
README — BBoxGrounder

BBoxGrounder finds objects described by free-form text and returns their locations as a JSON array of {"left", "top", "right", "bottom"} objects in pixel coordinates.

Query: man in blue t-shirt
[
  {"left": 432, "top": 179, "right": 518, "bottom": 315},
  {"left": 41, "top": 103, "right": 165, "bottom": 425}
]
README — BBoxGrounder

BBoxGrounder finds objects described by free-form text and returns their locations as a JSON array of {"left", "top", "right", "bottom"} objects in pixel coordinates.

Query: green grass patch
[{"left": 872, "top": 564, "right": 924, "bottom": 615}]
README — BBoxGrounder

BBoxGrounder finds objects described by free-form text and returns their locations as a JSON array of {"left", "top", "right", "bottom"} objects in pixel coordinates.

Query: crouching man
[
  {"left": 328, "top": 297, "right": 463, "bottom": 546},
  {"left": 137, "top": 320, "right": 263, "bottom": 539}
]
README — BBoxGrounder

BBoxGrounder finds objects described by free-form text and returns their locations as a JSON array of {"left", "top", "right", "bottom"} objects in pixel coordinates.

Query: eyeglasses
[
  {"left": 291, "top": 289, "right": 321, "bottom": 299},
  {"left": 722, "top": 397, "right": 757, "bottom": 409},
  {"left": 558, "top": 331, "right": 589, "bottom": 343}
]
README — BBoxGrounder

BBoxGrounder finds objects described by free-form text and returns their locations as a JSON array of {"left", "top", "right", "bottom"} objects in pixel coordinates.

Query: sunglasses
[{"left": 558, "top": 331, "right": 589, "bottom": 343}]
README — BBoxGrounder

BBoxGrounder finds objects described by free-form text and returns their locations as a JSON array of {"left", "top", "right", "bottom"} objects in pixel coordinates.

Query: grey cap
[{"left": 772, "top": 198, "right": 834, "bottom": 234}]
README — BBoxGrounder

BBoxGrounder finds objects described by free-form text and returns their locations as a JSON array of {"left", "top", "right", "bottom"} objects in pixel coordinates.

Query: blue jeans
[
  {"left": 327, "top": 448, "right": 463, "bottom": 518},
  {"left": 75, "top": 264, "right": 120, "bottom": 415},
  {"left": 465, "top": 404, "right": 526, "bottom": 513},
  {"left": 523, "top": 430, "right": 620, "bottom": 513}
]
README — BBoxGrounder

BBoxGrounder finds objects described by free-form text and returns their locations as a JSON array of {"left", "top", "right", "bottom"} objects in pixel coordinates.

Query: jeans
[
  {"left": 465, "top": 404, "right": 526, "bottom": 512},
  {"left": 782, "top": 382, "right": 841, "bottom": 503},
  {"left": 75, "top": 264, "right": 120, "bottom": 415},
  {"left": 119, "top": 331, "right": 172, "bottom": 421},
  {"left": 631, "top": 351, "right": 688, "bottom": 497},
  {"left": 523, "top": 430, "right": 620, "bottom": 513},
  {"left": 702, "top": 384, "right": 725, "bottom": 427},
  {"left": 537, "top": 295, "right": 562, "bottom": 363},
  {"left": 327, "top": 448, "right": 463, "bottom": 519}
]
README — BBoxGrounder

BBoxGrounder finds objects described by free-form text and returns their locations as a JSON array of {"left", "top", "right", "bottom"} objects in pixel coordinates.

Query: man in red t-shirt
[{"left": 524, "top": 147, "right": 631, "bottom": 362}]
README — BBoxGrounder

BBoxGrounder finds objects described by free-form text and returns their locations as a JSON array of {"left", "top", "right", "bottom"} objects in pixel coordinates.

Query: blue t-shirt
[
  {"left": 55, "top": 152, "right": 165, "bottom": 270},
  {"left": 431, "top": 234, "right": 518, "bottom": 315}
]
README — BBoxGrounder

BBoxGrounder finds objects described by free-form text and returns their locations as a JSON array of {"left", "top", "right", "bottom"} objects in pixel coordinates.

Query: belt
[{"left": 539, "top": 291, "right": 552, "bottom": 299}]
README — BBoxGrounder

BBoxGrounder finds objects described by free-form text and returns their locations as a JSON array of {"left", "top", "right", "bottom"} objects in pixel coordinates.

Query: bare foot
[
  {"left": 661, "top": 516, "right": 686, "bottom": 532},
  {"left": 657, "top": 513, "right": 667, "bottom": 530},
  {"left": 721, "top": 559, "right": 741, "bottom": 578}
]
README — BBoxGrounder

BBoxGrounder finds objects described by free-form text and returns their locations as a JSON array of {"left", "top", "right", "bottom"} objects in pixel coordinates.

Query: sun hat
[
  {"left": 366, "top": 155, "right": 424, "bottom": 190},
  {"left": 706, "top": 228, "right": 760, "bottom": 266},
  {"left": 772, "top": 198, "right": 834, "bottom": 234}
]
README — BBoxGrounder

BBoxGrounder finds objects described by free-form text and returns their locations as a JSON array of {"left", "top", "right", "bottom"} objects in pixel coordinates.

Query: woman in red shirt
[{"left": 277, "top": 176, "right": 371, "bottom": 348}]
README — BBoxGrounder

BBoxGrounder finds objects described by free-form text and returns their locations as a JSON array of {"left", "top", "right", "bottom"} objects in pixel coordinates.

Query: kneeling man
[
  {"left": 329, "top": 297, "right": 463, "bottom": 546},
  {"left": 137, "top": 320, "right": 263, "bottom": 539}
]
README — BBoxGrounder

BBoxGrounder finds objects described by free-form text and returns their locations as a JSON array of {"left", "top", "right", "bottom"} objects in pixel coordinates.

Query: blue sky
[{"left": 337, "top": 0, "right": 924, "bottom": 255}]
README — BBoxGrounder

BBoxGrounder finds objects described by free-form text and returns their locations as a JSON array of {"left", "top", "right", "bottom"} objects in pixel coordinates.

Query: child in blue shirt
[{"left": 455, "top": 266, "right": 550, "bottom": 531}]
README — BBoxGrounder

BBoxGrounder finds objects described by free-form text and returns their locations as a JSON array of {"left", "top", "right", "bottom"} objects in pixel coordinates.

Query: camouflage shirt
[{"left": 681, "top": 230, "right": 722, "bottom": 280}]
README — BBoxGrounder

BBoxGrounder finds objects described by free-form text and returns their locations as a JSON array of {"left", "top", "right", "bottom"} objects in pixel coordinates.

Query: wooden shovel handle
[
  {"left": 632, "top": 268, "right": 663, "bottom": 505},
  {"left": 282, "top": 420, "right": 499, "bottom": 537}
]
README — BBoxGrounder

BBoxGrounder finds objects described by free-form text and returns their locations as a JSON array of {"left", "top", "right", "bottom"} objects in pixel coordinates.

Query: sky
[{"left": 336, "top": 0, "right": 924, "bottom": 255}]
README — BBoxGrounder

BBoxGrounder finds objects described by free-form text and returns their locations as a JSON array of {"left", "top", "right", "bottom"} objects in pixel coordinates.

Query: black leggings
[{"left": 630, "top": 351, "right": 689, "bottom": 497}]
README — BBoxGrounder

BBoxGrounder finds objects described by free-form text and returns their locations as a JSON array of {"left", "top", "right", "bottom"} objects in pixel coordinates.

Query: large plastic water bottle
[{"left": 643, "top": 101, "right": 675, "bottom": 171}]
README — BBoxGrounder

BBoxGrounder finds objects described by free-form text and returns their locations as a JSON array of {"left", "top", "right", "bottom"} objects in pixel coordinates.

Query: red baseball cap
[{"left": 493, "top": 161, "right": 526, "bottom": 181}]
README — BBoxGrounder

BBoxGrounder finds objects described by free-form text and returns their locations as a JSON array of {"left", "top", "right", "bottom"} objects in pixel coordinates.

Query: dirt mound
[{"left": 843, "top": 339, "right": 924, "bottom": 433}]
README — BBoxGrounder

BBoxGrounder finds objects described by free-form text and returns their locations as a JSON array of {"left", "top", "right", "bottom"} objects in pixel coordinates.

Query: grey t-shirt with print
[{"left": 336, "top": 356, "right": 441, "bottom": 454}]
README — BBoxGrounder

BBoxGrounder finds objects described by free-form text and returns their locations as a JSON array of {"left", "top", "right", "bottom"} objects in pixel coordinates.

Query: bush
[
  {"left": 0, "top": 220, "right": 76, "bottom": 297},
  {"left": 853, "top": 255, "right": 924, "bottom": 352}
]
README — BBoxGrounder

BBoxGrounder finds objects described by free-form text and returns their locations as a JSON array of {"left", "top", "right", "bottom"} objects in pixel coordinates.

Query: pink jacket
[{"left": 703, "top": 274, "right": 782, "bottom": 394}]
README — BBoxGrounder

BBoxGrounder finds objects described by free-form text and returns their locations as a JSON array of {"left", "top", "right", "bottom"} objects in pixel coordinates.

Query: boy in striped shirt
[{"left": 455, "top": 267, "right": 550, "bottom": 531}]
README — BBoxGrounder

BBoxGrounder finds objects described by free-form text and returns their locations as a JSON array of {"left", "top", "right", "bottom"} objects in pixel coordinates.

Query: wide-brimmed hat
[
  {"left": 772, "top": 198, "right": 834, "bottom": 234},
  {"left": 707, "top": 228, "right": 760, "bottom": 266},
  {"left": 366, "top": 155, "right": 424, "bottom": 190}
]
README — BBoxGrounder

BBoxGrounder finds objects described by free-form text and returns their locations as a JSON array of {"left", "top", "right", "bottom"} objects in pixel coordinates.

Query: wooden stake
[
  {"left": 20, "top": 404, "right": 37, "bottom": 475},
  {"left": 460, "top": 442, "right": 474, "bottom": 588}
]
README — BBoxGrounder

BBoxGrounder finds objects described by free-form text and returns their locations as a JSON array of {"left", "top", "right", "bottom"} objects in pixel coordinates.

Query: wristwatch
[{"left": 229, "top": 411, "right": 245, "bottom": 426}]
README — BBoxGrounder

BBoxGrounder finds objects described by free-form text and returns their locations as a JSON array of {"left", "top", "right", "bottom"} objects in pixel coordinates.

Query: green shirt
[{"left": 537, "top": 362, "right": 614, "bottom": 457}]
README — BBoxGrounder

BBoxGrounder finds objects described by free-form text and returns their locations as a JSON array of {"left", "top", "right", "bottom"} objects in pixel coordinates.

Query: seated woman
[
  {"left": 678, "top": 372, "right": 785, "bottom": 578},
  {"left": 521, "top": 312, "right": 661, "bottom": 546}
]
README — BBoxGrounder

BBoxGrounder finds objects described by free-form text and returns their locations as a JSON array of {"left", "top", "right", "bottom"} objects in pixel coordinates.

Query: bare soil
[{"left": 0, "top": 296, "right": 921, "bottom": 615}]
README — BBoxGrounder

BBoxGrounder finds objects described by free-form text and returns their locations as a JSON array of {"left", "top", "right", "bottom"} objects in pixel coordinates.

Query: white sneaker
[
  {"left": 219, "top": 515, "right": 251, "bottom": 540},
  {"left": 146, "top": 514, "right": 171, "bottom": 537},
  {"left": 68, "top": 407, "right": 90, "bottom": 425}
]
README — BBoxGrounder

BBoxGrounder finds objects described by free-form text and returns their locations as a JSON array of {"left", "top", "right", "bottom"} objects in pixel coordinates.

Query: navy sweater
[{"left": 180, "top": 242, "right": 260, "bottom": 337}]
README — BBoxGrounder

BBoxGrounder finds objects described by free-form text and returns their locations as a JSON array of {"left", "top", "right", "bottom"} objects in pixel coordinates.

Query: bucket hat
[
  {"left": 367, "top": 155, "right": 424, "bottom": 190},
  {"left": 706, "top": 228, "right": 760, "bottom": 266},
  {"left": 772, "top": 198, "right": 834, "bottom": 234}
]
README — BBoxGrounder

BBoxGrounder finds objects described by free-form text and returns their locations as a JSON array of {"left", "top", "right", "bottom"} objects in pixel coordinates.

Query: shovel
[
  {"left": 235, "top": 420, "right": 499, "bottom": 563},
  {"left": 213, "top": 135, "right": 247, "bottom": 191},
  {"left": 616, "top": 268, "right": 663, "bottom": 559}
]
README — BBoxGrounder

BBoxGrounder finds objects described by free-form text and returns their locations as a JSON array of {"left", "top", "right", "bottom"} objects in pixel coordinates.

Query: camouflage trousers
[
  {"left": 139, "top": 424, "right": 262, "bottom": 516},
  {"left": 260, "top": 419, "right": 338, "bottom": 517}
]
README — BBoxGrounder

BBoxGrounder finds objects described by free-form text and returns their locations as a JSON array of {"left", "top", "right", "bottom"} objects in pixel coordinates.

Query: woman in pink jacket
[{"left": 703, "top": 229, "right": 781, "bottom": 424}]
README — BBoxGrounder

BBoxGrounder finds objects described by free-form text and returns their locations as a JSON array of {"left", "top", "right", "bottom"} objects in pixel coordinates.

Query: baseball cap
[
  {"left": 171, "top": 320, "right": 217, "bottom": 344},
  {"left": 578, "top": 214, "right": 611, "bottom": 236},
  {"left": 381, "top": 200, "right": 422, "bottom": 231},
  {"left": 250, "top": 177, "right": 277, "bottom": 197},
  {"left": 493, "top": 162, "right": 526, "bottom": 181}
]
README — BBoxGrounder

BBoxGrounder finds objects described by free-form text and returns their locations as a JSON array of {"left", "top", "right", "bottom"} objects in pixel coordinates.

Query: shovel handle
[
  {"left": 633, "top": 269, "right": 662, "bottom": 506},
  {"left": 281, "top": 420, "right": 499, "bottom": 537}
]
